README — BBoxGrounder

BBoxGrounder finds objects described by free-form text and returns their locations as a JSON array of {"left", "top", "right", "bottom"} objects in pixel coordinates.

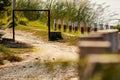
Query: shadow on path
[{"left": 0, "top": 38, "right": 33, "bottom": 48}]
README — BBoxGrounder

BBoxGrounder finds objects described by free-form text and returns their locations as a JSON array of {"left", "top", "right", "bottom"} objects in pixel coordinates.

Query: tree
[
  {"left": 0, "top": 0, "right": 11, "bottom": 10},
  {"left": 0, "top": 0, "right": 11, "bottom": 16}
]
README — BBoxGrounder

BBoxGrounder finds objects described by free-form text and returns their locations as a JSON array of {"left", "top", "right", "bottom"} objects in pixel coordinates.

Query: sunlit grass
[
  {"left": 35, "top": 59, "right": 78, "bottom": 72},
  {"left": 9, "top": 48, "right": 33, "bottom": 54},
  {"left": 27, "top": 21, "right": 48, "bottom": 30},
  {"left": 91, "top": 64, "right": 120, "bottom": 80},
  {"left": 0, "top": 45, "right": 24, "bottom": 65},
  {"left": 15, "top": 24, "right": 48, "bottom": 41},
  {"left": 0, "top": 44, "right": 33, "bottom": 55},
  {"left": 0, "top": 45, "right": 11, "bottom": 55}
]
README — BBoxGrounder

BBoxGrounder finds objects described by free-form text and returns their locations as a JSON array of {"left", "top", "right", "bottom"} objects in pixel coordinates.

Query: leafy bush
[
  {"left": 0, "top": 45, "right": 10, "bottom": 55},
  {"left": 6, "top": 14, "right": 18, "bottom": 28},
  {"left": 113, "top": 25, "right": 120, "bottom": 32},
  {"left": 19, "top": 20, "right": 27, "bottom": 26},
  {"left": 0, "top": 45, "right": 22, "bottom": 65},
  {"left": 0, "top": 0, "right": 11, "bottom": 11},
  {"left": 7, "top": 21, "right": 17, "bottom": 28},
  {"left": 16, "top": 0, "right": 41, "bottom": 21},
  {"left": 92, "top": 64, "right": 120, "bottom": 80},
  {"left": 16, "top": 0, "right": 114, "bottom": 25}
]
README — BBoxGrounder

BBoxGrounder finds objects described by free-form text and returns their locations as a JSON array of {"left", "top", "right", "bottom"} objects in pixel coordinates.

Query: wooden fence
[{"left": 53, "top": 19, "right": 111, "bottom": 33}]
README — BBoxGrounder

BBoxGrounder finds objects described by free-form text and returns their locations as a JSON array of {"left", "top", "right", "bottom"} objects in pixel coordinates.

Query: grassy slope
[
  {"left": 16, "top": 18, "right": 79, "bottom": 45},
  {"left": 0, "top": 17, "right": 79, "bottom": 65},
  {"left": 0, "top": 45, "right": 23, "bottom": 65}
]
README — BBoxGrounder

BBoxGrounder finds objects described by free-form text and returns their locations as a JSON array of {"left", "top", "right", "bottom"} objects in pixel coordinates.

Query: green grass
[
  {"left": 0, "top": 45, "right": 24, "bottom": 65},
  {"left": 91, "top": 64, "right": 120, "bottom": 80},
  {"left": 16, "top": 25, "right": 48, "bottom": 41},
  {"left": 0, "top": 39, "right": 34, "bottom": 64},
  {"left": 0, "top": 45, "right": 11, "bottom": 55},
  {"left": 113, "top": 25, "right": 120, "bottom": 32},
  {"left": 35, "top": 60, "right": 78, "bottom": 72},
  {"left": 9, "top": 48, "right": 33, "bottom": 54},
  {"left": 15, "top": 19, "right": 49, "bottom": 41},
  {"left": 56, "top": 35, "right": 79, "bottom": 45}
]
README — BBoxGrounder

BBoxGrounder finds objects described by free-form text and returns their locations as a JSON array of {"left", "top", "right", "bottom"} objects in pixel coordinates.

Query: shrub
[
  {"left": 0, "top": 45, "right": 22, "bottom": 63},
  {"left": 113, "top": 25, "right": 120, "bottom": 32},
  {"left": 18, "top": 17, "right": 28, "bottom": 26},
  {"left": 16, "top": 0, "right": 41, "bottom": 21},
  {"left": 4, "top": 55, "right": 23, "bottom": 62},
  {"left": 0, "top": 45, "right": 10, "bottom": 55},
  {"left": 19, "top": 20, "right": 27, "bottom": 26}
]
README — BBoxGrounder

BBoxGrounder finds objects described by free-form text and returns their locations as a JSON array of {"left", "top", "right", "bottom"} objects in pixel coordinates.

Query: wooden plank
[
  {"left": 80, "top": 33, "right": 103, "bottom": 38},
  {"left": 87, "top": 54, "right": 120, "bottom": 63},
  {"left": 79, "top": 41, "right": 111, "bottom": 48},
  {"left": 97, "top": 29, "right": 118, "bottom": 33}
]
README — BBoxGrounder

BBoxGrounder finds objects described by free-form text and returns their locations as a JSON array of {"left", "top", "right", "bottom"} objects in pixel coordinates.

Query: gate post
[{"left": 12, "top": 0, "right": 16, "bottom": 41}]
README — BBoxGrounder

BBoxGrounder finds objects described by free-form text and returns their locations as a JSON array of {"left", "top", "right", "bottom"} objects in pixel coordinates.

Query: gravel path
[{"left": 0, "top": 29, "right": 79, "bottom": 80}]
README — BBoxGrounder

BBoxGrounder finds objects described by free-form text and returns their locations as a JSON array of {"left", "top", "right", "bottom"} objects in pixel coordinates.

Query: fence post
[
  {"left": 94, "top": 23, "right": 98, "bottom": 32},
  {"left": 48, "top": 10, "right": 51, "bottom": 40},
  {"left": 87, "top": 23, "right": 90, "bottom": 33},
  {"left": 68, "top": 21, "right": 72, "bottom": 32},
  {"left": 63, "top": 20, "right": 67, "bottom": 32},
  {"left": 12, "top": 0, "right": 16, "bottom": 41},
  {"left": 105, "top": 23, "right": 110, "bottom": 29},
  {"left": 80, "top": 22, "right": 84, "bottom": 34},
  {"left": 99, "top": 24, "right": 104, "bottom": 30},
  {"left": 58, "top": 19, "right": 61, "bottom": 31},
  {"left": 72, "top": 22, "right": 75, "bottom": 31},
  {"left": 74, "top": 22, "right": 78, "bottom": 32},
  {"left": 54, "top": 19, "right": 57, "bottom": 31}
]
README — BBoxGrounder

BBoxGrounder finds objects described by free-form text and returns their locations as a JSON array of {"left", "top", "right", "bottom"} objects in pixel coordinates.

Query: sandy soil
[{"left": 0, "top": 29, "right": 80, "bottom": 80}]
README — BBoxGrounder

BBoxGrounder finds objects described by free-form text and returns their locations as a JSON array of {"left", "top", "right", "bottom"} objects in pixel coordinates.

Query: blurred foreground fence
[
  {"left": 80, "top": 54, "right": 120, "bottom": 80},
  {"left": 78, "top": 29, "right": 120, "bottom": 80}
]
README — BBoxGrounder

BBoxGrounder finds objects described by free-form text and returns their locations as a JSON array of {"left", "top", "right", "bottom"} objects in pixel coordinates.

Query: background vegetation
[
  {"left": 113, "top": 20, "right": 120, "bottom": 32},
  {"left": 15, "top": 0, "right": 116, "bottom": 27},
  {"left": 0, "top": 0, "right": 117, "bottom": 30}
]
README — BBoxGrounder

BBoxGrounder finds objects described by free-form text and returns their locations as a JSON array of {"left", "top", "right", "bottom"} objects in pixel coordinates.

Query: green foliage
[
  {"left": 7, "top": 21, "right": 17, "bottom": 28},
  {"left": 0, "top": 45, "right": 10, "bottom": 55},
  {"left": 15, "top": 0, "right": 112, "bottom": 26},
  {"left": 0, "top": 45, "right": 29, "bottom": 65},
  {"left": 16, "top": 0, "right": 41, "bottom": 21},
  {"left": 113, "top": 25, "right": 120, "bottom": 32},
  {"left": 35, "top": 60, "right": 78, "bottom": 72},
  {"left": 19, "top": 20, "right": 27, "bottom": 26},
  {"left": 43, "top": 0, "right": 115, "bottom": 30},
  {"left": 0, "top": 0, "right": 11, "bottom": 20},
  {"left": 91, "top": 64, "right": 120, "bottom": 80},
  {"left": 15, "top": 19, "right": 48, "bottom": 41},
  {"left": 0, "top": 0, "right": 12, "bottom": 28},
  {"left": 6, "top": 13, "right": 18, "bottom": 28},
  {"left": 0, "top": 0, "right": 11, "bottom": 10}
]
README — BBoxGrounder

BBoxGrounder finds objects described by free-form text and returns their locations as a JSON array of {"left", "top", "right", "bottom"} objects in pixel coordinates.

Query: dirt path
[{"left": 0, "top": 29, "right": 79, "bottom": 80}]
